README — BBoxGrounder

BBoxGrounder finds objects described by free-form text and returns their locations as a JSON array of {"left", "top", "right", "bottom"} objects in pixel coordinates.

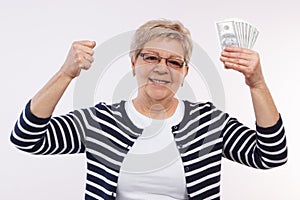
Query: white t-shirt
[{"left": 116, "top": 100, "right": 188, "bottom": 200}]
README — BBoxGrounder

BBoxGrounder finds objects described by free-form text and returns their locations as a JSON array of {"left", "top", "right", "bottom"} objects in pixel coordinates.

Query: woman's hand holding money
[{"left": 220, "top": 46, "right": 266, "bottom": 89}]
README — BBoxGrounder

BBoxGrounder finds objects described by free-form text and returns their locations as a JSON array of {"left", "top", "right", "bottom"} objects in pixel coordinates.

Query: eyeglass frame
[{"left": 138, "top": 52, "right": 187, "bottom": 69}]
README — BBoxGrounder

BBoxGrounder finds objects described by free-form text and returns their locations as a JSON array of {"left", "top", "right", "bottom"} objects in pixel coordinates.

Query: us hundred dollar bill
[{"left": 216, "top": 21, "right": 239, "bottom": 49}]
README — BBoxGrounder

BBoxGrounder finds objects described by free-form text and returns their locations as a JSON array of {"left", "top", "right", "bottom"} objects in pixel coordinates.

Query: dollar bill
[
  {"left": 216, "top": 21, "right": 239, "bottom": 49},
  {"left": 216, "top": 19, "right": 259, "bottom": 49}
]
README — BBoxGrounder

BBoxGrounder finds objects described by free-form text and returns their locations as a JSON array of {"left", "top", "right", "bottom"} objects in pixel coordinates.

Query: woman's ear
[
  {"left": 181, "top": 66, "right": 189, "bottom": 87},
  {"left": 131, "top": 60, "right": 136, "bottom": 76},
  {"left": 184, "top": 65, "right": 189, "bottom": 77}
]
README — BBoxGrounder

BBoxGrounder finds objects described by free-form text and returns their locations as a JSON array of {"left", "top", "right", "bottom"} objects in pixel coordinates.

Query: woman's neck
[{"left": 132, "top": 95, "right": 178, "bottom": 120}]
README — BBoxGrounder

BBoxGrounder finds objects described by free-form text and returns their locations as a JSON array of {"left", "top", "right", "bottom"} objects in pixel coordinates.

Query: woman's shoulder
[
  {"left": 182, "top": 100, "right": 215, "bottom": 109},
  {"left": 94, "top": 100, "right": 126, "bottom": 109},
  {"left": 92, "top": 100, "right": 129, "bottom": 117},
  {"left": 181, "top": 100, "right": 226, "bottom": 117}
]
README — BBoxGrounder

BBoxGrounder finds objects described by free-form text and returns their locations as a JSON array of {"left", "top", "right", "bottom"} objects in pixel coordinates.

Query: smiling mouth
[{"left": 149, "top": 77, "right": 171, "bottom": 84}]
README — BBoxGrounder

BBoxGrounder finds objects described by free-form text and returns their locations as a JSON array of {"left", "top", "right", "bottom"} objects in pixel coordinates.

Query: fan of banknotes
[{"left": 216, "top": 19, "right": 259, "bottom": 49}]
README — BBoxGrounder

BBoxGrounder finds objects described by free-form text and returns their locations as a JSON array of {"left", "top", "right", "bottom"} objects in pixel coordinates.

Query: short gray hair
[{"left": 130, "top": 19, "right": 193, "bottom": 65}]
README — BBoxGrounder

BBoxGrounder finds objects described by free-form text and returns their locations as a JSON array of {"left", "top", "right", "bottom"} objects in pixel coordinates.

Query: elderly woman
[{"left": 11, "top": 19, "right": 287, "bottom": 200}]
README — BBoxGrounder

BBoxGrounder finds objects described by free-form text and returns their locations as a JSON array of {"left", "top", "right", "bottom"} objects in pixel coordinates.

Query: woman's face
[{"left": 132, "top": 37, "right": 188, "bottom": 102}]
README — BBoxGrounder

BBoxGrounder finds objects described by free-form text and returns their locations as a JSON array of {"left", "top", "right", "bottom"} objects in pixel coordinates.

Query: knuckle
[
  {"left": 75, "top": 49, "right": 81, "bottom": 54},
  {"left": 72, "top": 41, "right": 79, "bottom": 47},
  {"left": 75, "top": 56, "right": 83, "bottom": 64},
  {"left": 72, "top": 41, "right": 83, "bottom": 50},
  {"left": 71, "top": 46, "right": 78, "bottom": 53},
  {"left": 90, "top": 57, "right": 94, "bottom": 63},
  {"left": 74, "top": 49, "right": 82, "bottom": 58}
]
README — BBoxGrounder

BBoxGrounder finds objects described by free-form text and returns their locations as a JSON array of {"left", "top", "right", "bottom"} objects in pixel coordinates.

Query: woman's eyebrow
[{"left": 142, "top": 49, "right": 184, "bottom": 59}]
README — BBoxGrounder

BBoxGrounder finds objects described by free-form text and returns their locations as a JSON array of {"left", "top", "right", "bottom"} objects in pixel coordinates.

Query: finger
[
  {"left": 220, "top": 56, "right": 249, "bottom": 67},
  {"left": 78, "top": 45, "right": 95, "bottom": 56},
  {"left": 79, "top": 60, "right": 92, "bottom": 70},
  {"left": 223, "top": 61, "right": 247, "bottom": 73},
  {"left": 84, "top": 54, "right": 94, "bottom": 63},
  {"left": 74, "top": 40, "right": 96, "bottom": 49},
  {"left": 79, "top": 40, "right": 96, "bottom": 48},
  {"left": 75, "top": 53, "right": 92, "bottom": 67},
  {"left": 224, "top": 46, "right": 253, "bottom": 54},
  {"left": 221, "top": 51, "right": 251, "bottom": 61}
]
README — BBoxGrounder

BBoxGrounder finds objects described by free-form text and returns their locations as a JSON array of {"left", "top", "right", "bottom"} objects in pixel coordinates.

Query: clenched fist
[{"left": 60, "top": 40, "right": 96, "bottom": 78}]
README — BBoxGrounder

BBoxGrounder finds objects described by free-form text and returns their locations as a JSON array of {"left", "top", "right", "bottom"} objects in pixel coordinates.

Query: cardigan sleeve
[
  {"left": 222, "top": 114, "right": 287, "bottom": 169},
  {"left": 10, "top": 100, "right": 86, "bottom": 155}
]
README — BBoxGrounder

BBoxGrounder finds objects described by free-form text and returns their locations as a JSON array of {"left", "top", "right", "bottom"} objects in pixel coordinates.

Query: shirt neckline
[{"left": 126, "top": 99, "right": 184, "bottom": 129}]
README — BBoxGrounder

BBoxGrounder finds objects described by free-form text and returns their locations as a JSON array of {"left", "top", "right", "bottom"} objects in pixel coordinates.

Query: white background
[{"left": 1, "top": 0, "right": 299, "bottom": 199}]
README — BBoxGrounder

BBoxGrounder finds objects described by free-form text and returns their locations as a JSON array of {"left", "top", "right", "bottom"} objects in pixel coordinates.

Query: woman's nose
[
  {"left": 158, "top": 58, "right": 168, "bottom": 66},
  {"left": 153, "top": 61, "right": 169, "bottom": 74}
]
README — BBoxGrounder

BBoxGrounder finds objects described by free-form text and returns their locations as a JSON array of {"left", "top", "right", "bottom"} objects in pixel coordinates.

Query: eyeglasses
[{"left": 139, "top": 52, "right": 186, "bottom": 69}]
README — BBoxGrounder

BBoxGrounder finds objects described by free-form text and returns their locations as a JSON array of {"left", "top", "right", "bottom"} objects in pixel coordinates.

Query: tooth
[{"left": 150, "top": 78, "right": 168, "bottom": 84}]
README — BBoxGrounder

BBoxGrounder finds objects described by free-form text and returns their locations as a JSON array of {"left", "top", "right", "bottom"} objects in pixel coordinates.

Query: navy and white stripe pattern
[{"left": 11, "top": 100, "right": 287, "bottom": 199}]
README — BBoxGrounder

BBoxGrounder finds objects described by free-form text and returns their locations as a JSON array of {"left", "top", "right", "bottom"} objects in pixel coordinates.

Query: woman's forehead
[{"left": 142, "top": 37, "right": 184, "bottom": 57}]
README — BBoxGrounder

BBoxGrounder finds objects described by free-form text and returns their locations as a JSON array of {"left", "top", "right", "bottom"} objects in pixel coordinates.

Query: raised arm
[
  {"left": 11, "top": 41, "right": 96, "bottom": 155},
  {"left": 31, "top": 40, "right": 96, "bottom": 118},
  {"left": 220, "top": 46, "right": 279, "bottom": 127},
  {"left": 220, "top": 46, "right": 287, "bottom": 168}
]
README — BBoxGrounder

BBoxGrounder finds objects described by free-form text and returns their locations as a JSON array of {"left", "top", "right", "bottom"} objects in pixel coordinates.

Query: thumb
[{"left": 91, "top": 41, "right": 96, "bottom": 48}]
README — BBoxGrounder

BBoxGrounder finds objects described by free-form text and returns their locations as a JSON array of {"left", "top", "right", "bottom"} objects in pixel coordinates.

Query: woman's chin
[{"left": 146, "top": 89, "right": 174, "bottom": 102}]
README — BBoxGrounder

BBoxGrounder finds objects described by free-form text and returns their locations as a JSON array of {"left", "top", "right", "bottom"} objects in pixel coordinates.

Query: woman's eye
[
  {"left": 168, "top": 60, "right": 183, "bottom": 67},
  {"left": 145, "top": 56, "right": 159, "bottom": 61}
]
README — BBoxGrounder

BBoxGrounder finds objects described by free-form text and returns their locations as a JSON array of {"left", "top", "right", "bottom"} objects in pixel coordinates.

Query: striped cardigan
[{"left": 10, "top": 100, "right": 287, "bottom": 199}]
